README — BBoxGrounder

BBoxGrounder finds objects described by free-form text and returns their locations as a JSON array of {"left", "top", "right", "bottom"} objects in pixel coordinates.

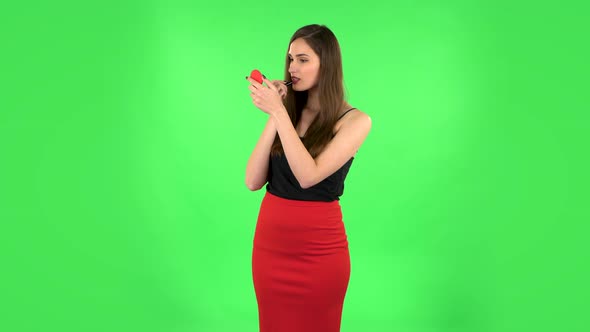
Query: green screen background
[{"left": 1, "top": 1, "right": 588, "bottom": 331}]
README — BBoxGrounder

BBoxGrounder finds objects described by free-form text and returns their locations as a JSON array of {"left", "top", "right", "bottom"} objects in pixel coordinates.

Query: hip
[{"left": 254, "top": 191, "right": 348, "bottom": 255}]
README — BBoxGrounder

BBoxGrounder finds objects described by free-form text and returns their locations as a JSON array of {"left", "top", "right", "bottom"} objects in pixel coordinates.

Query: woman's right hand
[{"left": 269, "top": 80, "right": 288, "bottom": 99}]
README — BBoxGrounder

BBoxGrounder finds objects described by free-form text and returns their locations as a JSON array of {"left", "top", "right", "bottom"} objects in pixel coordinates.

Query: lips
[{"left": 291, "top": 77, "right": 300, "bottom": 84}]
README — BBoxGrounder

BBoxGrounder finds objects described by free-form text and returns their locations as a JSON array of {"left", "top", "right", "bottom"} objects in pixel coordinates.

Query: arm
[
  {"left": 272, "top": 109, "right": 372, "bottom": 188},
  {"left": 245, "top": 117, "right": 277, "bottom": 191},
  {"left": 247, "top": 76, "right": 372, "bottom": 189}
]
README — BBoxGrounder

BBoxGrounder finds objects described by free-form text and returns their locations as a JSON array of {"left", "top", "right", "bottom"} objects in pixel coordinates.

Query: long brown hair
[{"left": 270, "top": 24, "right": 345, "bottom": 158}]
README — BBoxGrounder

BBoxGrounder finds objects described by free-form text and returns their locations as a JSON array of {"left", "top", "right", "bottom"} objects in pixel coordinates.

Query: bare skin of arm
[
  {"left": 245, "top": 117, "right": 277, "bottom": 191},
  {"left": 248, "top": 77, "right": 372, "bottom": 189},
  {"left": 272, "top": 108, "right": 371, "bottom": 188},
  {"left": 244, "top": 80, "right": 288, "bottom": 191}
]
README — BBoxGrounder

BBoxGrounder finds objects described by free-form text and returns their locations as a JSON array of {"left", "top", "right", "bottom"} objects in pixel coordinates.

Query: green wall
[{"left": 2, "top": 1, "right": 588, "bottom": 331}]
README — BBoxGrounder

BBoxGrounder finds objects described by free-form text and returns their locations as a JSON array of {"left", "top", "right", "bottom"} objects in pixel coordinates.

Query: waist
[
  {"left": 254, "top": 192, "right": 348, "bottom": 254},
  {"left": 266, "top": 185, "right": 342, "bottom": 202}
]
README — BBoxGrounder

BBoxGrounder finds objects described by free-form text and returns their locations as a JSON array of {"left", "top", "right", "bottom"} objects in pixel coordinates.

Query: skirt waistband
[{"left": 263, "top": 191, "right": 341, "bottom": 208}]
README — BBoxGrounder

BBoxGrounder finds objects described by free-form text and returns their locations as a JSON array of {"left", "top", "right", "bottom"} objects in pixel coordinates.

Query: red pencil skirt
[{"left": 252, "top": 191, "right": 351, "bottom": 332}]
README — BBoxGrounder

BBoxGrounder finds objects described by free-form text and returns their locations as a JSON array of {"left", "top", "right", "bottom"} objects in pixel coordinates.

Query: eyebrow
[{"left": 288, "top": 53, "right": 310, "bottom": 57}]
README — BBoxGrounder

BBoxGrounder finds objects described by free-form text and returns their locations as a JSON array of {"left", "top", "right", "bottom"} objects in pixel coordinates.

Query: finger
[
  {"left": 249, "top": 93, "right": 259, "bottom": 104},
  {"left": 272, "top": 80, "right": 286, "bottom": 88},
  {"left": 263, "top": 78, "right": 277, "bottom": 92},
  {"left": 278, "top": 86, "right": 287, "bottom": 98},
  {"left": 277, "top": 80, "right": 288, "bottom": 92},
  {"left": 250, "top": 92, "right": 263, "bottom": 100},
  {"left": 246, "top": 77, "right": 263, "bottom": 89},
  {"left": 251, "top": 96, "right": 261, "bottom": 106}
]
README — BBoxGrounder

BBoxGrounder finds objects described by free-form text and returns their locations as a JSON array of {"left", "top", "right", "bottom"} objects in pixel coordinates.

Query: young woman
[{"left": 245, "top": 24, "right": 372, "bottom": 332}]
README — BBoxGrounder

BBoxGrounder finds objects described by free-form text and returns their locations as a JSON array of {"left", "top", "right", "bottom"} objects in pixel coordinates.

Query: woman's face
[{"left": 288, "top": 38, "right": 320, "bottom": 91}]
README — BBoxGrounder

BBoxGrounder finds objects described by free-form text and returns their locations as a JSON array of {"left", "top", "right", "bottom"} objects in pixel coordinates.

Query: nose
[{"left": 288, "top": 61, "right": 297, "bottom": 74}]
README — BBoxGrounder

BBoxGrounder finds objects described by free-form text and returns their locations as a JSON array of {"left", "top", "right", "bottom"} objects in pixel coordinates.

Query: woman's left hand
[{"left": 247, "top": 77, "right": 286, "bottom": 116}]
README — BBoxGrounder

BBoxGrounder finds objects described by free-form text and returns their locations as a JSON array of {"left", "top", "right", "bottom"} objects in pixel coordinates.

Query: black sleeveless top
[{"left": 266, "top": 108, "right": 356, "bottom": 202}]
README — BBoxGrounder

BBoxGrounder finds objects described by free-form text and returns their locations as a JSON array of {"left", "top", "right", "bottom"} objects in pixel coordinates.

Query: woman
[{"left": 245, "top": 24, "right": 372, "bottom": 332}]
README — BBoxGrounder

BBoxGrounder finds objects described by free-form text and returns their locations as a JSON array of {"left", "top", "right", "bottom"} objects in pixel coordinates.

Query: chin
[{"left": 292, "top": 85, "right": 308, "bottom": 92}]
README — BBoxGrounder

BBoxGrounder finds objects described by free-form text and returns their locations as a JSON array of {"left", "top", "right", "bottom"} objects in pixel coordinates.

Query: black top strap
[{"left": 337, "top": 108, "right": 356, "bottom": 120}]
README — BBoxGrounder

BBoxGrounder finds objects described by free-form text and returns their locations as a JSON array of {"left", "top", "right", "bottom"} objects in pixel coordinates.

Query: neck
[{"left": 306, "top": 87, "right": 321, "bottom": 114}]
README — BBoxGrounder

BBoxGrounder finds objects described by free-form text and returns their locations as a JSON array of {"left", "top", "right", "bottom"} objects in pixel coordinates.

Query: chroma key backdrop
[{"left": 1, "top": 1, "right": 588, "bottom": 332}]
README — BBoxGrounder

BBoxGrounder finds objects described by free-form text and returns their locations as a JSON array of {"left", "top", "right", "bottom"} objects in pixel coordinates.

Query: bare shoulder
[
  {"left": 335, "top": 108, "right": 372, "bottom": 135},
  {"left": 348, "top": 108, "right": 371, "bottom": 126}
]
